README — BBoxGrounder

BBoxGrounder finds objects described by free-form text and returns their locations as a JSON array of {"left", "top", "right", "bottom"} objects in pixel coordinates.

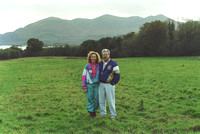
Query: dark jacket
[{"left": 99, "top": 59, "right": 120, "bottom": 85}]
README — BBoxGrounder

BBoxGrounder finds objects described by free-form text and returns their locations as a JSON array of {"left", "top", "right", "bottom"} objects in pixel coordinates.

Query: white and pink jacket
[{"left": 82, "top": 63, "right": 100, "bottom": 89}]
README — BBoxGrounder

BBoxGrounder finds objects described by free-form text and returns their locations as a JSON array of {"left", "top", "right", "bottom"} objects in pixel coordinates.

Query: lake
[{"left": 0, "top": 45, "right": 26, "bottom": 50}]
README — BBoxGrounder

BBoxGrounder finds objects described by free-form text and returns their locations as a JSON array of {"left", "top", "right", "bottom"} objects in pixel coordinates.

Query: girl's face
[{"left": 91, "top": 54, "right": 97, "bottom": 63}]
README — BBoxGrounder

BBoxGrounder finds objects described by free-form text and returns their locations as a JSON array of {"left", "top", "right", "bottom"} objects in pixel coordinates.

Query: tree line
[{"left": 1, "top": 20, "right": 200, "bottom": 60}]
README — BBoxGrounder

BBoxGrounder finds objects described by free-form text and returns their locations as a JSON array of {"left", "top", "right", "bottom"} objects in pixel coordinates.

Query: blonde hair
[{"left": 87, "top": 51, "right": 101, "bottom": 63}]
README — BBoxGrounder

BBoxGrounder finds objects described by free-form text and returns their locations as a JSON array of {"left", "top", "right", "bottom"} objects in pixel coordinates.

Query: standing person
[
  {"left": 82, "top": 51, "right": 101, "bottom": 118},
  {"left": 99, "top": 49, "right": 120, "bottom": 119}
]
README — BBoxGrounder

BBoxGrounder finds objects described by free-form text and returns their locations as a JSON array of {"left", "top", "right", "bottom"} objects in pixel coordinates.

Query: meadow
[{"left": 0, "top": 56, "right": 200, "bottom": 134}]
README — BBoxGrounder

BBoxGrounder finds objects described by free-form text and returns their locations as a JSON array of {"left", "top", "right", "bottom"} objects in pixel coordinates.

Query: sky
[{"left": 0, "top": 0, "right": 200, "bottom": 34}]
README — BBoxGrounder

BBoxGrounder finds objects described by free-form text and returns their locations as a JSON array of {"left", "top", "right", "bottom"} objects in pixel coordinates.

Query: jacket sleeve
[
  {"left": 110, "top": 62, "right": 120, "bottom": 85},
  {"left": 82, "top": 68, "right": 87, "bottom": 89}
]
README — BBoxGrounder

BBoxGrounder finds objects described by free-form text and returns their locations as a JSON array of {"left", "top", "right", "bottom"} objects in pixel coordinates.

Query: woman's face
[{"left": 91, "top": 54, "right": 97, "bottom": 63}]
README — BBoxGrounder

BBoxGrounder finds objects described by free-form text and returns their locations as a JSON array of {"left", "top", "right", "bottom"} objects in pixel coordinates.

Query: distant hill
[{"left": 0, "top": 14, "right": 171, "bottom": 45}]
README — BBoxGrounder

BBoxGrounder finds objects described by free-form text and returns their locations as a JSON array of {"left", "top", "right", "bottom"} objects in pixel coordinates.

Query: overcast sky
[{"left": 0, "top": 0, "right": 200, "bottom": 34}]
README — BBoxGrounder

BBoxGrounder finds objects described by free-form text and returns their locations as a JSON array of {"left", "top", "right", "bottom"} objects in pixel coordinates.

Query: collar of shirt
[
  {"left": 103, "top": 58, "right": 111, "bottom": 64},
  {"left": 103, "top": 58, "right": 110, "bottom": 70}
]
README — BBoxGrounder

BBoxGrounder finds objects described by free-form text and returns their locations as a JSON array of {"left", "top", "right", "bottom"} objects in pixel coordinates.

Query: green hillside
[
  {"left": 0, "top": 57, "right": 200, "bottom": 133},
  {"left": 0, "top": 14, "right": 169, "bottom": 45}
]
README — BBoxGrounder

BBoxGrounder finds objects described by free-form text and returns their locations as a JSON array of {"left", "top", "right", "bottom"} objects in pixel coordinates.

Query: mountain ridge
[{"left": 0, "top": 14, "right": 171, "bottom": 45}]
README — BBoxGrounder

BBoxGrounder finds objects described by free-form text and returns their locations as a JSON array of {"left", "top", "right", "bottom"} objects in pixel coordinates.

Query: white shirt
[{"left": 103, "top": 58, "right": 110, "bottom": 70}]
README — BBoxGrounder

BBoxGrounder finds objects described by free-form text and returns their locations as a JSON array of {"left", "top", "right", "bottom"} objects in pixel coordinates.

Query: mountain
[{"left": 0, "top": 14, "right": 170, "bottom": 45}]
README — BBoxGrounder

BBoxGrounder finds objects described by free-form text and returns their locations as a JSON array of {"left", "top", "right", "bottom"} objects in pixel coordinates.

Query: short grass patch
[{"left": 0, "top": 56, "right": 200, "bottom": 133}]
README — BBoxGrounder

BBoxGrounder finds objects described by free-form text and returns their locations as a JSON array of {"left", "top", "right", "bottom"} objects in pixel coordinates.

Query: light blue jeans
[
  {"left": 86, "top": 83, "right": 99, "bottom": 112},
  {"left": 99, "top": 83, "right": 116, "bottom": 118}
]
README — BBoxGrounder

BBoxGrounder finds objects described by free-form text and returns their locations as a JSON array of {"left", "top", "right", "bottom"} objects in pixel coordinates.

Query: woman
[{"left": 82, "top": 51, "right": 101, "bottom": 118}]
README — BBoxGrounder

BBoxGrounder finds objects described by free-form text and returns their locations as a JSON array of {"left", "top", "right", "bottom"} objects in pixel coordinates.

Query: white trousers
[{"left": 99, "top": 83, "right": 116, "bottom": 118}]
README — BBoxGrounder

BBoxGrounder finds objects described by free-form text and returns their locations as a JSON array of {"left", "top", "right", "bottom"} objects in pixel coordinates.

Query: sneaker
[{"left": 110, "top": 117, "right": 116, "bottom": 120}]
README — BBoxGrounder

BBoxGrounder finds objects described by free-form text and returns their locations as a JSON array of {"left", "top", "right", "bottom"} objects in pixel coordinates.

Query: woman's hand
[{"left": 84, "top": 88, "right": 87, "bottom": 93}]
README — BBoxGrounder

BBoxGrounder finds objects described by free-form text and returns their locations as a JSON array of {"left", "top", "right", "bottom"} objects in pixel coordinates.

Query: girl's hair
[{"left": 87, "top": 51, "right": 101, "bottom": 63}]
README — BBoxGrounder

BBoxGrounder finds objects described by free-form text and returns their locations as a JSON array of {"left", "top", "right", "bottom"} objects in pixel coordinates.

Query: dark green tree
[
  {"left": 121, "top": 32, "right": 137, "bottom": 57},
  {"left": 177, "top": 21, "right": 200, "bottom": 56},
  {"left": 9, "top": 46, "right": 23, "bottom": 59},
  {"left": 109, "top": 37, "right": 123, "bottom": 57},
  {"left": 25, "top": 38, "right": 44, "bottom": 57},
  {"left": 167, "top": 20, "right": 175, "bottom": 55},
  {"left": 80, "top": 40, "right": 98, "bottom": 56},
  {"left": 137, "top": 21, "right": 169, "bottom": 56},
  {"left": 97, "top": 37, "right": 112, "bottom": 51}
]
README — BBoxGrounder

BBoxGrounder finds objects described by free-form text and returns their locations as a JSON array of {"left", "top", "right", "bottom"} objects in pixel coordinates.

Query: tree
[
  {"left": 137, "top": 21, "right": 169, "bottom": 56},
  {"left": 25, "top": 38, "right": 44, "bottom": 57},
  {"left": 121, "top": 32, "right": 137, "bottom": 57},
  {"left": 167, "top": 20, "right": 175, "bottom": 55},
  {"left": 9, "top": 46, "right": 23, "bottom": 59},
  {"left": 177, "top": 21, "right": 200, "bottom": 56},
  {"left": 80, "top": 40, "right": 98, "bottom": 56},
  {"left": 0, "top": 46, "right": 23, "bottom": 60},
  {"left": 97, "top": 37, "right": 112, "bottom": 53}
]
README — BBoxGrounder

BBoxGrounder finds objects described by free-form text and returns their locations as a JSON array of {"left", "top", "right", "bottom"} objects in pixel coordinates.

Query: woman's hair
[{"left": 87, "top": 51, "right": 101, "bottom": 63}]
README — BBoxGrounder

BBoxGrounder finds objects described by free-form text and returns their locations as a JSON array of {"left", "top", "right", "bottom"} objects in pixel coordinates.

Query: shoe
[
  {"left": 89, "top": 112, "right": 94, "bottom": 118},
  {"left": 110, "top": 117, "right": 116, "bottom": 120},
  {"left": 93, "top": 112, "right": 96, "bottom": 117}
]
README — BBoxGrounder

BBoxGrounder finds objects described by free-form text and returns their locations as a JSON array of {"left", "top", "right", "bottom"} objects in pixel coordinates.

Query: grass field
[{"left": 0, "top": 56, "right": 200, "bottom": 134}]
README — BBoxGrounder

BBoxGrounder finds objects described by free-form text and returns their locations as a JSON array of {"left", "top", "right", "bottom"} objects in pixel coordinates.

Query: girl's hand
[{"left": 84, "top": 88, "right": 87, "bottom": 93}]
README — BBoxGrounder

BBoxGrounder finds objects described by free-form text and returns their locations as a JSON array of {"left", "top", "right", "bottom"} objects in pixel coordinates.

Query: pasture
[{"left": 0, "top": 56, "right": 200, "bottom": 133}]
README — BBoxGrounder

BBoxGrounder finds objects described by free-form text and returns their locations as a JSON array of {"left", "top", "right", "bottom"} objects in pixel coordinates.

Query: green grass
[{"left": 1, "top": 56, "right": 200, "bottom": 133}]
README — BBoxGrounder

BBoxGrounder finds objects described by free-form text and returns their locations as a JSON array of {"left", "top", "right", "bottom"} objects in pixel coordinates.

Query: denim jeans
[{"left": 99, "top": 83, "right": 116, "bottom": 118}]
